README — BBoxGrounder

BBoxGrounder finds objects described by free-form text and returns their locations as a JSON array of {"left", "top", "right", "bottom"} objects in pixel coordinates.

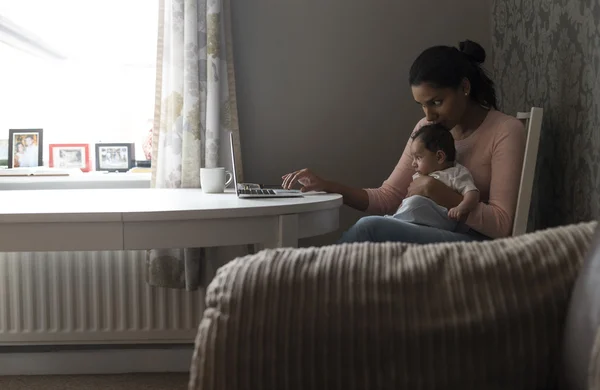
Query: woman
[
  {"left": 281, "top": 40, "right": 526, "bottom": 244},
  {"left": 13, "top": 143, "right": 25, "bottom": 168}
]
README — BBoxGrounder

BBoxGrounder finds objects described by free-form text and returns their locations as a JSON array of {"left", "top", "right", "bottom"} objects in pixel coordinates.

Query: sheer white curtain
[{"left": 147, "top": 0, "right": 245, "bottom": 290}]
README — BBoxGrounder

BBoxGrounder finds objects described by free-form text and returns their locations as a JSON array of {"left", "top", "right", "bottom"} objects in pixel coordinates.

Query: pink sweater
[{"left": 365, "top": 110, "right": 526, "bottom": 238}]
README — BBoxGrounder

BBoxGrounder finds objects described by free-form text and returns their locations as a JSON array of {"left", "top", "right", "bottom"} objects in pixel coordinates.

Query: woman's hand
[
  {"left": 406, "top": 175, "right": 435, "bottom": 198},
  {"left": 407, "top": 176, "right": 464, "bottom": 210},
  {"left": 281, "top": 168, "right": 329, "bottom": 192},
  {"left": 283, "top": 170, "right": 370, "bottom": 210}
]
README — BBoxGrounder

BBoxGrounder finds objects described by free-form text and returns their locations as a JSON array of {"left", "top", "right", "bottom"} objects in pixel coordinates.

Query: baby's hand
[{"left": 448, "top": 207, "right": 469, "bottom": 222}]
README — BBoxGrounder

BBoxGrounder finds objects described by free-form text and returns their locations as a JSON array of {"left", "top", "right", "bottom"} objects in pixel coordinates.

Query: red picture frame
[{"left": 49, "top": 144, "right": 92, "bottom": 172}]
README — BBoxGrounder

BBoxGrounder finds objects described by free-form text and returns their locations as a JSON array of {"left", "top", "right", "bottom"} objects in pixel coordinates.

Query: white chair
[{"left": 512, "top": 107, "right": 543, "bottom": 236}]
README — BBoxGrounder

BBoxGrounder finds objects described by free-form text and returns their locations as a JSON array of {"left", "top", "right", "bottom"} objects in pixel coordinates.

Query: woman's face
[
  {"left": 411, "top": 82, "right": 469, "bottom": 130},
  {"left": 17, "top": 143, "right": 23, "bottom": 153}
]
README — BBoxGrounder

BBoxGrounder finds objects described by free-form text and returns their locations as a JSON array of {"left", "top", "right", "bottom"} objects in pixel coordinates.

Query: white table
[
  {"left": 0, "top": 172, "right": 151, "bottom": 190},
  {"left": 0, "top": 188, "right": 343, "bottom": 252}
]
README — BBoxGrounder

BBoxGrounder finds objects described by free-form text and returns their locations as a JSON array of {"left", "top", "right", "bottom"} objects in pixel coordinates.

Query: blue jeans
[
  {"left": 393, "top": 195, "right": 466, "bottom": 233},
  {"left": 338, "top": 216, "right": 489, "bottom": 244}
]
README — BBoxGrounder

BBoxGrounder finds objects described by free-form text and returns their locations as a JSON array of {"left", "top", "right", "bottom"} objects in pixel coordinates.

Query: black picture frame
[
  {"left": 8, "top": 128, "right": 44, "bottom": 168},
  {"left": 94, "top": 143, "right": 135, "bottom": 172}
]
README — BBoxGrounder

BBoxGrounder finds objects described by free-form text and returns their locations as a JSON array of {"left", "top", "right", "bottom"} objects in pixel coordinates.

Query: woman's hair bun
[{"left": 459, "top": 40, "right": 486, "bottom": 64}]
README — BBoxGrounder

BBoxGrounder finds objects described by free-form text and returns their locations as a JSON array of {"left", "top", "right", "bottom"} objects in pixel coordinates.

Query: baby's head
[{"left": 410, "top": 123, "right": 455, "bottom": 175}]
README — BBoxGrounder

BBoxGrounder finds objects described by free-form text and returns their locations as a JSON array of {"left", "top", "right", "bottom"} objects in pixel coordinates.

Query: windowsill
[{"left": 0, "top": 172, "right": 151, "bottom": 190}]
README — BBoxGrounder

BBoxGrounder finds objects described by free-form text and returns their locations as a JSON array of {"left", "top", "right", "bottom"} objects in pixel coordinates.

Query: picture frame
[
  {"left": 49, "top": 144, "right": 92, "bottom": 172},
  {"left": 8, "top": 128, "right": 43, "bottom": 168},
  {"left": 95, "top": 143, "right": 135, "bottom": 172}
]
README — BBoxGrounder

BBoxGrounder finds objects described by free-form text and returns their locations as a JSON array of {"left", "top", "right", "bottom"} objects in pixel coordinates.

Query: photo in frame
[
  {"left": 49, "top": 144, "right": 91, "bottom": 172},
  {"left": 95, "top": 143, "right": 135, "bottom": 172},
  {"left": 8, "top": 128, "right": 43, "bottom": 168},
  {"left": 0, "top": 139, "right": 8, "bottom": 167}
]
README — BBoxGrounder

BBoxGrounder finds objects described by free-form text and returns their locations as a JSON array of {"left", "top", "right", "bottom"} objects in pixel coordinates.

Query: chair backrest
[{"left": 512, "top": 107, "right": 543, "bottom": 236}]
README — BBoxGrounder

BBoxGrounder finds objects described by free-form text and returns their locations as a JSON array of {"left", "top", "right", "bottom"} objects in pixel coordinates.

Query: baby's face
[{"left": 410, "top": 139, "right": 439, "bottom": 176}]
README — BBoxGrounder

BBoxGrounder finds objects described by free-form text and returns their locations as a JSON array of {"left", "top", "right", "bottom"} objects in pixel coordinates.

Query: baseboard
[{"left": 0, "top": 345, "right": 194, "bottom": 376}]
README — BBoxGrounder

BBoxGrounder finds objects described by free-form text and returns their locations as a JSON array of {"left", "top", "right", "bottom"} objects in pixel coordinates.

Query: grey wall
[
  {"left": 230, "top": 0, "right": 491, "bottom": 245},
  {"left": 491, "top": 0, "right": 600, "bottom": 229}
]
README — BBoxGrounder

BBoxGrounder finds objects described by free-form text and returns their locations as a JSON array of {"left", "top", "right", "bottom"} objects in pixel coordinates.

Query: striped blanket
[
  {"left": 190, "top": 221, "right": 598, "bottom": 390},
  {"left": 592, "top": 330, "right": 600, "bottom": 389}
]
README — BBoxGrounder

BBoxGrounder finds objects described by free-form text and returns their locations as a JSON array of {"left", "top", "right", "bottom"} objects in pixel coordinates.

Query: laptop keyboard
[{"left": 239, "top": 189, "right": 276, "bottom": 195}]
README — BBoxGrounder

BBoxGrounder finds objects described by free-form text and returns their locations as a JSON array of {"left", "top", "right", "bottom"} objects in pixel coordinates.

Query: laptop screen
[{"left": 228, "top": 131, "right": 240, "bottom": 195}]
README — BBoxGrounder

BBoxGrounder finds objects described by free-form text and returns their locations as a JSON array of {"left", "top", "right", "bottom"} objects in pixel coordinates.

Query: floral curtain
[{"left": 146, "top": 0, "right": 244, "bottom": 290}]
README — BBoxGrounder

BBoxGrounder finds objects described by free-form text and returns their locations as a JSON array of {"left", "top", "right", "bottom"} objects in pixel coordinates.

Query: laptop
[{"left": 229, "top": 132, "right": 303, "bottom": 198}]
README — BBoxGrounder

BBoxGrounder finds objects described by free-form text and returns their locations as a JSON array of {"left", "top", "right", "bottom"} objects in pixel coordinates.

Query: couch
[{"left": 189, "top": 221, "right": 600, "bottom": 390}]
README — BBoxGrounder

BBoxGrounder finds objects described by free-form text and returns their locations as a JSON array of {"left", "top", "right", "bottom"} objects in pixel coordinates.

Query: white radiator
[{"left": 0, "top": 250, "right": 204, "bottom": 345}]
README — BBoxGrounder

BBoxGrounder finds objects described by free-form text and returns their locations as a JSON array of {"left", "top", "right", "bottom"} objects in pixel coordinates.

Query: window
[{"left": 0, "top": 0, "right": 158, "bottom": 165}]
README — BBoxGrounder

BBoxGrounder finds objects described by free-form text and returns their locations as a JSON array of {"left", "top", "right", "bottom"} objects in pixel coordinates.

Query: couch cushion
[
  {"left": 189, "top": 222, "right": 597, "bottom": 390},
  {"left": 590, "top": 329, "right": 600, "bottom": 390},
  {"left": 562, "top": 225, "right": 600, "bottom": 390}
]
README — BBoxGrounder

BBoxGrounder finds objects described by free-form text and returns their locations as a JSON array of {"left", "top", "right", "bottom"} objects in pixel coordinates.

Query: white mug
[{"left": 201, "top": 167, "right": 233, "bottom": 193}]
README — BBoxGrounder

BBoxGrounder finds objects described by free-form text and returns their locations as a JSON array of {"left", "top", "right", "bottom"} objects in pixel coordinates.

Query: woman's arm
[
  {"left": 406, "top": 175, "right": 463, "bottom": 209},
  {"left": 281, "top": 169, "right": 369, "bottom": 211},
  {"left": 324, "top": 182, "right": 369, "bottom": 211},
  {"left": 364, "top": 119, "right": 429, "bottom": 215},
  {"left": 281, "top": 165, "right": 405, "bottom": 214},
  {"left": 283, "top": 119, "right": 428, "bottom": 214},
  {"left": 465, "top": 122, "right": 527, "bottom": 238}
]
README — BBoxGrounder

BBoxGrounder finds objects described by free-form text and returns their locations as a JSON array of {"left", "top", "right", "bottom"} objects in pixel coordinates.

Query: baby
[{"left": 392, "top": 123, "right": 479, "bottom": 232}]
